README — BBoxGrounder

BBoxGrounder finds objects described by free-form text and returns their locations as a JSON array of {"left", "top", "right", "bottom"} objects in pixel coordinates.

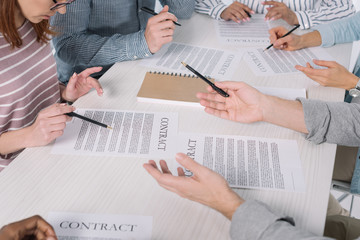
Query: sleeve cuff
[
  {"left": 211, "top": 3, "right": 228, "bottom": 20},
  {"left": 297, "top": 98, "right": 330, "bottom": 144},
  {"left": 230, "top": 200, "right": 286, "bottom": 239},
  {"left": 125, "top": 30, "right": 152, "bottom": 60},
  {"left": 294, "top": 12, "right": 312, "bottom": 30}
]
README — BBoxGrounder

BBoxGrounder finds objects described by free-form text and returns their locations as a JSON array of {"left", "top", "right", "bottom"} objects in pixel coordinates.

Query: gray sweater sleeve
[
  {"left": 230, "top": 200, "right": 332, "bottom": 240},
  {"left": 298, "top": 97, "right": 360, "bottom": 146}
]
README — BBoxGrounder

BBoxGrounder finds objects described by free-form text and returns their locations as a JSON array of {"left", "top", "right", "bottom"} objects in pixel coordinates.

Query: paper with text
[
  {"left": 52, "top": 109, "right": 178, "bottom": 158},
  {"left": 140, "top": 42, "right": 241, "bottom": 80},
  {"left": 47, "top": 212, "right": 152, "bottom": 240},
  {"left": 242, "top": 47, "right": 335, "bottom": 76},
  {"left": 176, "top": 133, "right": 305, "bottom": 192},
  {"left": 215, "top": 14, "right": 271, "bottom": 45}
]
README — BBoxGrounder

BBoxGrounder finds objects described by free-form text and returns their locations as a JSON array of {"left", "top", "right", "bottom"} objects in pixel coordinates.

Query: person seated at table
[
  {"left": 268, "top": 11, "right": 360, "bottom": 91},
  {"left": 195, "top": 0, "right": 355, "bottom": 29},
  {"left": 0, "top": 0, "right": 103, "bottom": 172},
  {"left": 50, "top": 1, "right": 195, "bottom": 84},
  {"left": 0, "top": 215, "right": 57, "bottom": 240},
  {"left": 144, "top": 81, "right": 360, "bottom": 239}
]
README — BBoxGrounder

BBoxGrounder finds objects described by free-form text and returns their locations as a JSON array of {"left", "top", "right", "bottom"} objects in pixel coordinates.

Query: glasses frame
[{"left": 50, "top": 0, "right": 76, "bottom": 11}]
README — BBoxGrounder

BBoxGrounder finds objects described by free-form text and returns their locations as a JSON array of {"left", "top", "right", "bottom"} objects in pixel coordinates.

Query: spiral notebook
[{"left": 137, "top": 71, "right": 211, "bottom": 107}]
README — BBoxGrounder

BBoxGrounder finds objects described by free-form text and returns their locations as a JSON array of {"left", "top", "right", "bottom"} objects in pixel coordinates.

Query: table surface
[{"left": 0, "top": 13, "right": 352, "bottom": 239}]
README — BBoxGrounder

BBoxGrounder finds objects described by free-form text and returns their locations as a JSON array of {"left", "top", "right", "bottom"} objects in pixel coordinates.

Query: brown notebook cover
[{"left": 137, "top": 72, "right": 212, "bottom": 107}]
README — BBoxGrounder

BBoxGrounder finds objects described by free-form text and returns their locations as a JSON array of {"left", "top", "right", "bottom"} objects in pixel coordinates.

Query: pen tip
[
  {"left": 181, "top": 61, "right": 187, "bottom": 66},
  {"left": 107, "top": 126, "right": 113, "bottom": 130}
]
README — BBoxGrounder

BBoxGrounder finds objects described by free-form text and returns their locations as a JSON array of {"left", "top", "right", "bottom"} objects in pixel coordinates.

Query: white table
[{"left": 0, "top": 13, "right": 352, "bottom": 239}]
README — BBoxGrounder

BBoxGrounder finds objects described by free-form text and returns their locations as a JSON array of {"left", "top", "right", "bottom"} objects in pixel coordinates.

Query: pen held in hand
[
  {"left": 181, "top": 62, "right": 229, "bottom": 98},
  {"left": 264, "top": 24, "right": 300, "bottom": 51},
  {"left": 141, "top": 6, "right": 181, "bottom": 26},
  {"left": 66, "top": 112, "right": 112, "bottom": 130}
]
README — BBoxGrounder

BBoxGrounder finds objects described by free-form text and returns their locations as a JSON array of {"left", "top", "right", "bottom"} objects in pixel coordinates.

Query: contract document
[
  {"left": 175, "top": 133, "right": 305, "bottom": 192},
  {"left": 140, "top": 42, "right": 241, "bottom": 80},
  {"left": 215, "top": 14, "right": 271, "bottom": 45},
  {"left": 47, "top": 212, "right": 152, "bottom": 240},
  {"left": 242, "top": 46, "right": 335, "bottom": 76},
  {"left": 52, "top": 109, "right": 178, "bottom": 158}
]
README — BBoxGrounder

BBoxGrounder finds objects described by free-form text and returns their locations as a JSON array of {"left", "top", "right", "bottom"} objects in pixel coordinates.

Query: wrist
[
  {"left": 300, "top": 31, "right": 321, "bottom": 49},
  {"left": 213, "top": 189, "right": 244, "bottom": 220},
  {"left": 347, "top": 75, "right": 360, "bottom": 90}
]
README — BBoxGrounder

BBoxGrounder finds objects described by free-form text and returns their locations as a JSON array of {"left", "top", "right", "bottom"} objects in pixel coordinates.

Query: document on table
[
  {"left": 47, "top": 212, "right": 152, "bottom": 240},
  {"left": 51, "top": 109, "right": 178, "bottom": 158},
  {"left": 242, "top": 46, "right": 335, "bottom": 76},
  {"left": 215, "top": 14, "right": 271, "bottom": 45},
  {"left": 175, "top": 133, "right": 305, "bottom": 192},
  {"left": 140, "top": 42, "right": 242, "bottom": 80}
]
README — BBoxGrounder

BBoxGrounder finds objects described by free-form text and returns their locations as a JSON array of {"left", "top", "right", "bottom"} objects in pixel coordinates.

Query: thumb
[
  {"left": 175, "top": 153, "right": 203, "bottom": 177},
  {"left": 160, "top": 5, "right": 169, "bottom": 13},
  {"left": 67, "top": 72, "right": 78, "bottom": 88}
]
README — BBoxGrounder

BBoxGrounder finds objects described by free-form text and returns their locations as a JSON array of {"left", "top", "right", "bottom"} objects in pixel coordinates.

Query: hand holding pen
[
  {"left": 220, "top": 2, "right": 254, "bottom": 23},
  {"left": 181, "top": 62, "right": 229, "bottom": 98},
  {"left": 265, "top": 25, "right": 300, "bottom": 51},
  {"left": 143, "top": 5, "right": 178, "bottom": 54}
]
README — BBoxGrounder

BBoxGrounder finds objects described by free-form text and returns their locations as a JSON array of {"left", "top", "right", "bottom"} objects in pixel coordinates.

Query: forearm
[
  {"left": 299, "top": 30, "right": 322, "bottom": 49},
  {"left": 262, "top": 95, "right": 308, "bottom": 134},
  {"left": 0, "top": 128, "right": 32, "bottom": 155},
  {"left": 53, "top": 31, "right": 151, "bottom": 67}
]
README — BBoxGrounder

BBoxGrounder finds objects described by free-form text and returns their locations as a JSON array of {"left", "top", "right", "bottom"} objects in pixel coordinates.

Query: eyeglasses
[{"left": 50, "top": 0, "right": 76, "bottom": 11}]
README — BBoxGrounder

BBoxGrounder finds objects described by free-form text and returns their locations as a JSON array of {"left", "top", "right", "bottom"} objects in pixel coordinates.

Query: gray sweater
[{"left": 230, "top": 97, "right": 360, "bottom": 239}]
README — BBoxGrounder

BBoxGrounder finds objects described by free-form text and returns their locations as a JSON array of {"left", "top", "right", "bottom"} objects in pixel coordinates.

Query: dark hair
[{"left": 0, "top": 0, "right": 55, "bottom": 48}]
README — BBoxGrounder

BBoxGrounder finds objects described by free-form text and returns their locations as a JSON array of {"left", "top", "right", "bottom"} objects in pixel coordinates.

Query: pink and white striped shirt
[{"left": 0, "top": 21, "right": 60, "bottom": 172}]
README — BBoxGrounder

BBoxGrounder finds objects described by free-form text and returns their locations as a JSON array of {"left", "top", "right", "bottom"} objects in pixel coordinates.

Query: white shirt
[{"left": 195, "top": 0, "right": 355, "bottom": 29}]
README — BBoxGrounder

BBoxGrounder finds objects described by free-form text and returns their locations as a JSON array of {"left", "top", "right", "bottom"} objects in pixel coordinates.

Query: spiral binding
[{"left": 148, "top": 71, "right": 211, "bottom": 79}]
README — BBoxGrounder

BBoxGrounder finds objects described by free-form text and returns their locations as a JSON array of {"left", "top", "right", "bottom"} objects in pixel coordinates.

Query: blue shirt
[
  {"left": 51, "top": 0, "right": 195, "bottom": 83},
  {"left": 314, "top": 11, "right": 360, "bottom": 76}
]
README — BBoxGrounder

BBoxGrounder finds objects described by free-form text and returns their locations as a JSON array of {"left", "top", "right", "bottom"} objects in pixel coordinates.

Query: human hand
[
  {"left": 26, "top": 103, "right": 74, "bottom": 147},
  {"left": 62, "top": 67, "right": 103, "bottom": 102},
  {"left": 0, "top": 215, "right": 57, "bottom": 240},
  {"left": 196, "top": 81, "right": 266, "bottom": 123},
  {"left": 144, "top": 153, "right": 244, "bottom": 220},
  {"left": 268, "top": 26, "right": 302, "bottom": 51},
  {"left": 295, "top": 60, "right": 359, "bottom": 90},
  {"left": 144, "top": 5, "right": 177, "bottom": 53},
  {"left": 262, "top": 1, "right": 298, "bottom": 25},
  {"left": 220, "top": 2, "right": 254, "bottom": 23}
]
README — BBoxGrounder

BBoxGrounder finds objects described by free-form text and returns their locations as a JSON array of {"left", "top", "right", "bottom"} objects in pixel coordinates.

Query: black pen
[
  {"left": 66, "top": 112, "right": 113, "bottom": 130},
  {"left": 181, "top": 62, "right": 229, "bottom": 98},
  {"left": 141, "top": 6, "right": 181, "bottom": 26},
  {"left": 245, "top": 10, "right": 252, "bottom": 18},
  {"left": 264, "top": 24, "right": 300, "bottom": 51}
]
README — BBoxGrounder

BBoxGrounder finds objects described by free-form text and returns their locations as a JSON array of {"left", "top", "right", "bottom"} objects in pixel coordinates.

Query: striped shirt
[
  {"left": 195, "top": 0, "right": 355, "bottom": 29},
  {"left": 0, "top": 21, "right": 60, "bottom": 172},
  {"left": 51, "top": 0, "right": 195, "bottom": 83}
]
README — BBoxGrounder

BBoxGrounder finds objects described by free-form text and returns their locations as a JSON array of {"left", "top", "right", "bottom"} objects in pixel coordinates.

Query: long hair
[{"left": 0, "top": 0, "right": 55, "bottom": 48}]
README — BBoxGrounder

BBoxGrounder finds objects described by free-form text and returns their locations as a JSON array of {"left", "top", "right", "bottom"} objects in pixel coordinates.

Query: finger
[
  {"left": 159, "top": 160, "right": 172, "bottom": 174},
  {"left": 233, "top": 2, "right": 254, "bottom": 14},
  {"left": 269, "top": 13, "right": 282, "bottom": 21},
  {"left": 196, "top": 92, "right": 226, "bottom": 104},
  {"left": 295, "top": 64, "right": 325, "bottom": 76},
  {"left": 204, "top": 106, "right": 231, "bottom": 119},
  {"left": 19, "top": 215, "right": 56, "bottom": 238},
  {"left": 199, "top": 99, "right": 227, "bottom": 111},
  {"left": 312, "top": 59, "right": 337, "bottom": 68},
  {"left": 177, "top": 167, "right": 185, "bottom": 176},
  {"left": 152, "top": 11, "right": 178, "bottom": 23},
  {"left": 42, "top": 103, "right": 75, "bottom": 118},
  {"left": 159, "top": 5, "right": 169, "bottom": 14},
  {"left": 77, "top": 67, "right": 103, "bottom": 79},
  {"left": 273, "top": 35, "right": 292, "bottom": 48},
  {"left": 175, "top": 153, "right": 204, "bottom": 177},
  {"left": 262, "top": 1, "right": 281, "bottom": 6},
  {"left": 86, "top": 77, "right": 104, "bottom": 96},
  {"left": 143, "top": 162, "right": 163, "bottom": 180}
]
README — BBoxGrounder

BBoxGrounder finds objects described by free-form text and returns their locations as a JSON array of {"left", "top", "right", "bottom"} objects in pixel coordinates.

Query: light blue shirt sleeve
[
  {"left": 230, "top": 200, "right": 332, "bottom": 239},
  {"left": 314, "top": 11, "right": 360, "bottom": 47}
]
